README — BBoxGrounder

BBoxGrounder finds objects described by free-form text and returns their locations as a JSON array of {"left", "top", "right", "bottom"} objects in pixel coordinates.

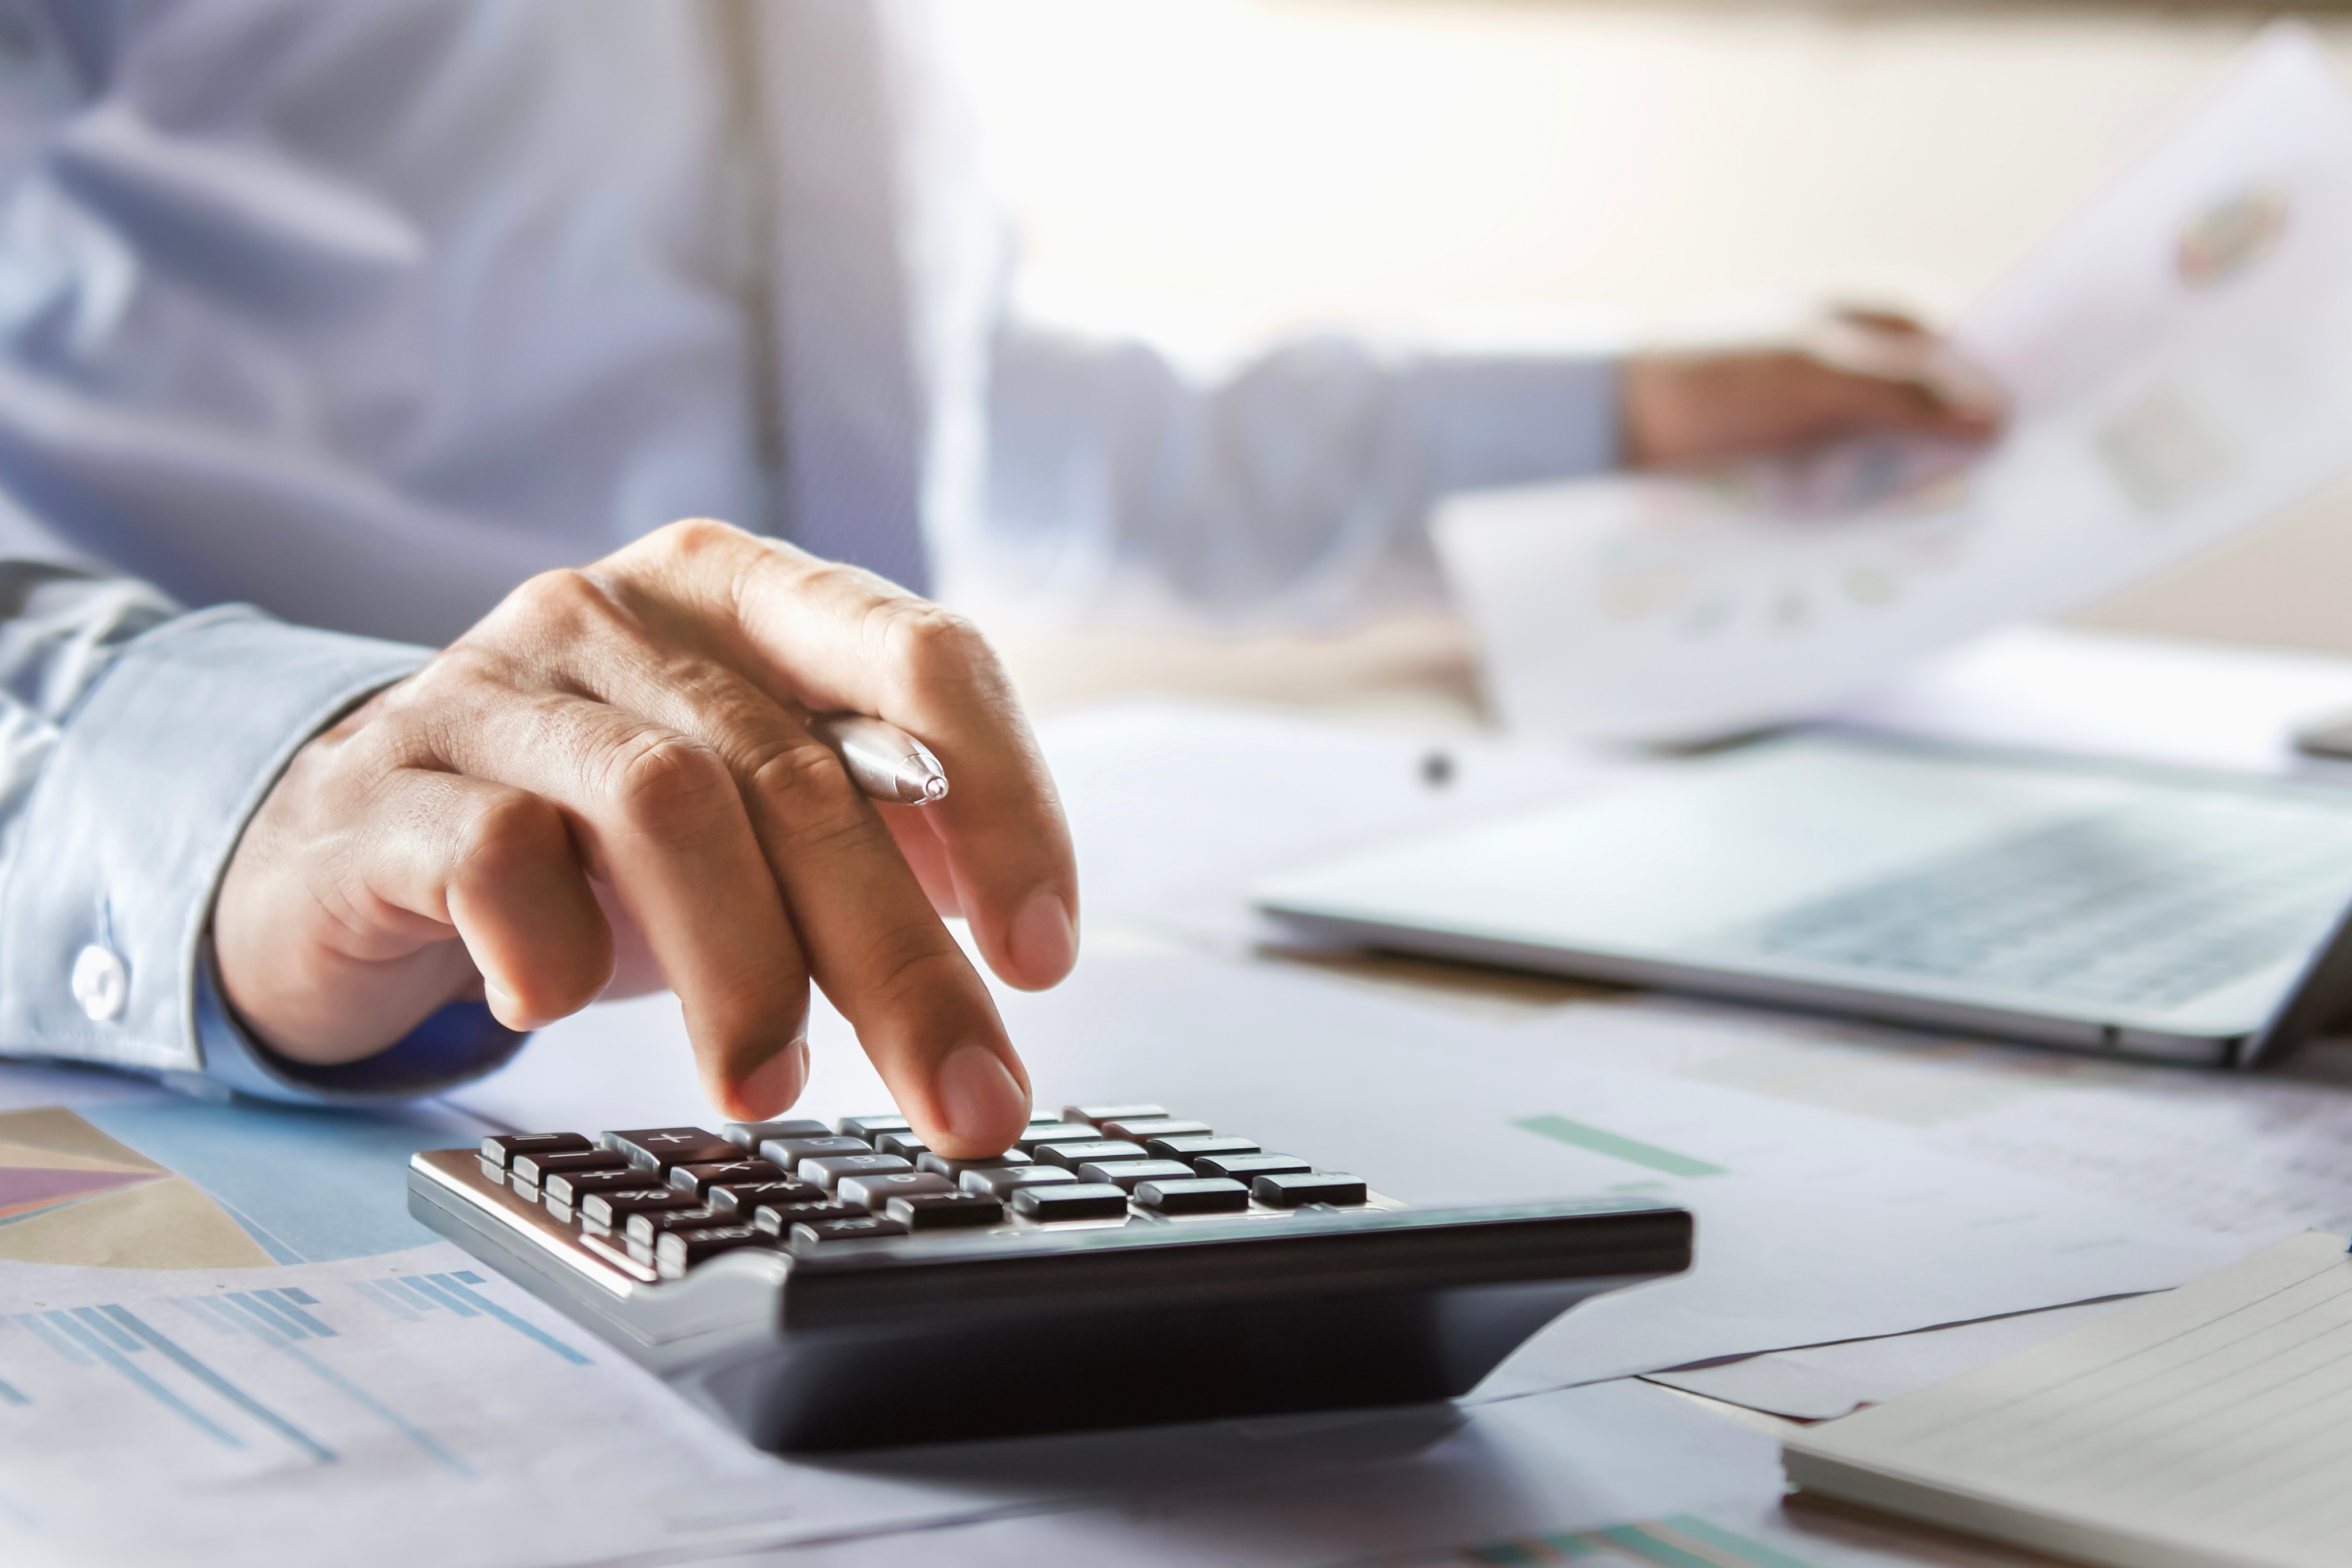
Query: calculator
[{"left": 408, "top": 1102, "right": 1692, "bottom": 1451}]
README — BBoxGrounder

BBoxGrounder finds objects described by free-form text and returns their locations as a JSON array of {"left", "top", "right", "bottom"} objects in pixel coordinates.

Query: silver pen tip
[{"left": 921, "top": 775, "right": 949, "bottom": 803}]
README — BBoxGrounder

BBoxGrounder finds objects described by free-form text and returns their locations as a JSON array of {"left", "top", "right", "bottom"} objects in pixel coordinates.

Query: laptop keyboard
[{"left": 1731, "top": 800, "right": 2352, "bottom": 1009}]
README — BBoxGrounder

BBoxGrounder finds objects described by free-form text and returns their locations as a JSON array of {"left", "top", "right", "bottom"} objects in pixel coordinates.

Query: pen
[{"left": 808, "top": 713, "right": 950, "bottom": 806}]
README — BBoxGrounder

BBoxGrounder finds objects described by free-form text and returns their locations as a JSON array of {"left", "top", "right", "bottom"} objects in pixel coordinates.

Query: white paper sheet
[
  {"left": 1437, "top": 26, "right": 2352, "bottom": 744},
  {"left": 1033, "top": 699, "right": 1614, "bottom": 947}
]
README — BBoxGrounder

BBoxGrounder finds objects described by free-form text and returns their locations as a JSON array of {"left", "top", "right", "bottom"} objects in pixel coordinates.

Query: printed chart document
[
  {"left": 1437, "top": 26, "right": 2352, "bottom": 743},
  {"left": 1785, "top": 1230, "right": 2352, "bottom": 1568}
]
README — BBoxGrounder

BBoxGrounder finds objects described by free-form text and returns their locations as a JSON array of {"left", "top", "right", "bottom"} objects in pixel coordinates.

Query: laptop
[{"left": 1253, "top": 734, "right": 2352, "bottom": 1067}]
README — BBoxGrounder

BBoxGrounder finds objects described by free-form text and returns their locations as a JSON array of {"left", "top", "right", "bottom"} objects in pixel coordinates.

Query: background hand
[
  {"left": 212, "top": 521, "right": 1077, "bottom": 1156},
  {"left": 1622, "top": 308, "right": 2005, "bottom": 469}
]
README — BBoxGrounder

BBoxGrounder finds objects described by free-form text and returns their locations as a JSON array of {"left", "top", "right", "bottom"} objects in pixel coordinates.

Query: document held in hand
[
  {"left": 1438, "top": 26, "right": 2352, "bottom": 743},
  {"left": 1783, "top": 1229, "right": 2352, "bottom": 1568}
]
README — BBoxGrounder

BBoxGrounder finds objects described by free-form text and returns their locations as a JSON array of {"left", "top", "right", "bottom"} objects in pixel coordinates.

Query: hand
[
  {"left": 212, "top": 520, "right": 1077, "bottom": 1156},
  {"left": 1622, "top": 309, "right": 2004, "bottom": 469}
]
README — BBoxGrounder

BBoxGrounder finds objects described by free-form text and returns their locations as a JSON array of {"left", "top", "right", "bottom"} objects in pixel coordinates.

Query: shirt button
[{"left": 71, "top": 945, "right": 127, "bottom": 1022}]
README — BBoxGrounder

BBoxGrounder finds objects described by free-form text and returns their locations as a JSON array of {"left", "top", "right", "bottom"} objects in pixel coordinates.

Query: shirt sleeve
[
  {"left": 0, "top": 563, "right": 527, "bottom": 1104},
  {"left": 977, "top": 313, "right": 1622, "bottom": 623}
]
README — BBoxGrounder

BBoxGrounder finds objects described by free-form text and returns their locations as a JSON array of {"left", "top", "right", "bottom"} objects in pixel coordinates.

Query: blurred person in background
[{"left": 0, "top": 1, "right": 1995, "bottom": 1154}]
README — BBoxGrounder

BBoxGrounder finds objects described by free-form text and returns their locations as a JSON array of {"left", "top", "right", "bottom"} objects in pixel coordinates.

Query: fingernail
[
  {"left": 936, "top": 1044, "right": 1028, "bottom": 1146},
  {"left": 1010, "top": 888, "right": 1077, "bottom": 981},
  {"left": 735, "top": 1037, "right": 809, "bottom": 1119}
]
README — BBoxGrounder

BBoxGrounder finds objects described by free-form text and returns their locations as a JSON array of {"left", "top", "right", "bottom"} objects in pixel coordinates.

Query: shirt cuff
[
  {"left": 192, "top": 942, "right": 528, "bottom": 1105},
  {"left": 0, "top": 605, "right": 464, "bottom": 1095},
  {"left": 1403, "top": 353, "right": 1623, "bottom": 494}
]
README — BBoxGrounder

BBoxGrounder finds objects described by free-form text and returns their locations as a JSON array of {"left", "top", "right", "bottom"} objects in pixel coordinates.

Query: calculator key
[
  {"left": 543, "top": 1168, "right": 668, "bottom": 1206},
  {"left": 624, "top": 1205, "right": 728, "bottom": 1244},
  {"left": 873, "top": 1132, "right": 933, "bottom": 1160},
  {"left": 1146, "top": 1135, "right": 1262, "bottom": 1162},
  {"left": 721, "top": 1118, "right": 830, "bottom": 1149},
  {"left": 760, "top": 1135, "right": 871, "bottom": 1167},
  {"left": 1062, "top": 1104, "right": 1169, "bottom": 1127},
  {"left": 582, "top": 1187, "right": 705, "bottom": 1226},
  {"left": 1252, "top": 1172, "right": 1368, "bottom": 1209},
  {"left": 1012, "top": 1183, "right": 1130, "bottom": 1222},
  {"left": 655, "top": 1224, "right": 775, "bottom": 1276},
  {"left": 917, "top": 1151, "right": 1027, "bottom": 1180},
  {"left": 884, "top": 1191, "right": 1004, "bottom": 1230},
  {"left": 749, "top": 1199, "right": 864, "bottom": 1235},
  {"left": 1077, "top": 1159, "right": 1194, "bottom": 1193},
  {"left": 512, "top": 1148, "right": 629, "bottom": 1184},
  {"left": 1133, "top": 1177, "right": 1251, "bottom": 1215},
  {"left": 958, "top": 1165, "right": 1079, "bottom": 1199},
  {"left": 798, "top": 1153, "right": 914, "bottom": 1191},
  {"left": 1194, "top": 1152, "right": 1313, "bottom": 1182},
  {"left": 1036, "top": 1139, "right": 1147, "bottom": 1171},
  {"left": 668, "top": 1159, "right": 785, "bottom": 1197},
  {"left": 787, "top": 1215, "right": 910, "bottom": 1249},
  {"left": 1097, "top": 1117, "right": 1214, "bottom": 1143},
  {"left": 480, "top": 1132, "right": 590, "bottom": 1169},
  {"left": 705, "top": 1179, "right": 822, "bottom": 1217},
  {"left": 602, "top": 1128, "right": 738, "bottom": 1172},
  {"left": 1013, "top": 1123, "right": 1102, "bottom": 1155},
  {"left": 836, "top": 1114, "right": 910, "bottom": 1142},
  {"left": 835, "top": 1171, "right": 954, "bottom": 1210}
]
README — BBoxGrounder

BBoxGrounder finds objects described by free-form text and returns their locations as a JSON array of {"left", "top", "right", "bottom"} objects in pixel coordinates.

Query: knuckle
[
  {"left": 452, "top": 787, "right": 567, "bottom": 877},
  {"left": 748, "top": 739, "right": 860, "bottom": 813},
  {"left": 603, "top": 730, "right": 736, "bottom": 828},
  {"left": 647, "top": 516, "right": 747, "bottom": 566},
  {"left": 875, "top": 600, "right": 990, "bottom": 691},
  {"left": 501, "top": 567, "right": 622, "bottom": 640}
]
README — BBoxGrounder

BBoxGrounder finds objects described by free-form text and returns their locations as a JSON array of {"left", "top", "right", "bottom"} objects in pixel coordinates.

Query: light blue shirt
[{"left": 0, "top": 0, "right": 1619, "bottom": 1103}]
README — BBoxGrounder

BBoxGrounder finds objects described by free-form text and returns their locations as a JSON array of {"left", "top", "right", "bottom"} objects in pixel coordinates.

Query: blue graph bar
[
  {"left": 263, "top": 1289, "right": 336, "bottom": 1336},
  {"left": 42, "top": 1311, "right": 243, "bottom": 1450},
  {"left": 401, "top": 1276, "right": 479, "bottom": 1318},
  {"left": 0, "top": 1376, "right": 29, "bottom": 1406},
  {"left": 13, "top": 1313, "right": 89, "bottom": 1365},
  {"left": 417, "top": 1274, "right": 590, "bottom": 1366},
  {"left": 221, "top": 1292, "right": 310, "bottom": 1341},
  {"left": 102, "top": 1306, "right": 336, "bottom": 1464},
  {"left": 69, "top": 1306, "right": 141, "bottom": 1355}
]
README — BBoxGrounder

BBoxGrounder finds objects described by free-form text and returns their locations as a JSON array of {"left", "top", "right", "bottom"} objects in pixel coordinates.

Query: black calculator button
[
  {"left": 705, "top": 1179, "right": 822, "bottom": 1217},
  {"left": 624, "top": 1205, "right": 728, "bottom": 1244},
  {"left": 836, "top": 1171, "right": 954, "bottom": 1210},
  {"left": 1012, "top": 1183, "right": 1129, "bottom": 1222},
  {"left": 1097, "top": 1117, "right": 1214, "bottom": 1143},
  {"left": 1062, "top": 1104, "right": 1169, "bottom": 1127},
  {"left": 873, "top": 1132, "right": 933, "bottom": 1160},
  {"left": 480, "top": 1132, "right": 591, "bottom": 1168},
  {"left": 512, "top": 1148, "right": 629, "bottom": 1184},
  {"left": 721, "top": 1117, "right": 830, "bottom": 1149},
  {"left": 958, "top": 1165, "right": 1077, "bottom": 1199},
  {"left": 885, "top": 1191, "right": 1004, "bottom": 1230},
  {"left": 543, "top": 1168, "right": 667, "bottom": 1206},
  {"left": 1252, "top": 1173, "right": 1368, "bottom": 1209},
  {"left": 1194, "top": 1152, "right": 1313, "bottom": 1181},
  {"left": 655, "top": 1224, "right": 774, "bottom": 1276},
  {"left": 1037, "top": 1139, "right": 1147, "bottom": 1171},
  {"left": 836, "top": 1114, "right": 910, "bottom": 1141},
  {"left": 1146, "top": 1135, "right": 1262, "bottom": 1162},
  {"left": 668, "top": 1158, "right": 785, "bottom": 1196},
  {"left": 1077, "top": 1159, "right": 1194, "bottom": 1193},
  {"left": 798, "top": 1153, "right": 914, "bottom": 1191},
  {"left": 759, "top": 1135, "right": 871, "bottom": 1166},
  {"left": 602, "top": 1128, "right": 738, "bottom": 1172},
  {"left": 749, "top": 1199, "right": 864, "bottom": 1234},
  {"left": 918, "top": 1151, "right": 1027, "bottom": 1179},
  {"left": 582, "top": 1187, "right": 704, "bottom": 1226},
  {"left": 1013, "top": 1122, "right": 1102, "bottom": 1154},
  {"left": 787, "top": 1216, "right": 909, "bottom": 1249},
  {"left": 1133, "top": 1177, "right": 1250, "bottom": 1215}
]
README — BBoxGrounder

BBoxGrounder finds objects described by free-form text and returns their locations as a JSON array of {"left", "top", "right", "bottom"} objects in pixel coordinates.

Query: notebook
[{"left": 1783, "top": 1230, "right": 2352, "bottom": 1568}]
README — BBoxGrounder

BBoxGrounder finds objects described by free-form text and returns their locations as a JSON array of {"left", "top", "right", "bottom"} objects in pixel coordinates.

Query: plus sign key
[{"left": 601, "top": 1127, "right": 740, "bottom": 1174}]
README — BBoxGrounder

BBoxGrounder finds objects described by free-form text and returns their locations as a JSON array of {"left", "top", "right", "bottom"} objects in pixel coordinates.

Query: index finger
[{"left": 612, "top": 525, "right": 1081, "bottom": 994}]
